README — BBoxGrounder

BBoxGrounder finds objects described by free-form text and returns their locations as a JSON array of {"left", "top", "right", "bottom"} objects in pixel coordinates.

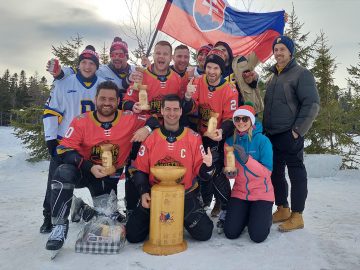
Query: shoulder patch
[{"left": 122, "top": 110, "right": 134, "bottom": 116}]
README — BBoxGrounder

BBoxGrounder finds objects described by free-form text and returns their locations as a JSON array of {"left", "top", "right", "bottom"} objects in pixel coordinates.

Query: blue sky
[{"left": 0, "top": 0, "right": 358, "bottom": 89}]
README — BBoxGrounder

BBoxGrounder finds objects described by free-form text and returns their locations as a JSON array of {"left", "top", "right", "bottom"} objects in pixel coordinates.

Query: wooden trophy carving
[
  {"left": 206, "top": 112, "right": 219, "bottom": 137},
  {"left": 143, "top": 166, "right": 187, "bottom": 256},
  {"left": 224, "top": 146, "right": 237, "bottom": 173},
  {"left": 138, "top": 84, "right": 150, "bottom": 110},
  {"left": 100, "top": 144, "right": 116, "bottom": 176}
]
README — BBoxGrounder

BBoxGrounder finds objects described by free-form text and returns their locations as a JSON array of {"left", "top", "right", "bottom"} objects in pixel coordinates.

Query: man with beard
[
  {"left": 126, "top": 94, "right": 215, "bottom": 243},
  {"left": 45, "top": 81, "right": 157, "bottom": 251},
  {"left": 47, "top": 37, "right": 134, "bottom": 106},
  {"left": 183, "top": 48, "right": 238, "bottom": 233}
]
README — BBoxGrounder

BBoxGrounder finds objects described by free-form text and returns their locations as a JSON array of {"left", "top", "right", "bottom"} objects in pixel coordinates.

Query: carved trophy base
[
  {"left": 139, "top": 104, "right": 151, "bottom": 111},
  {"left": 143, "top": 240, "right": 187, "bottom": 256},
  {"left": 101, "top": 166, "right": 116, "bottom": 176}
]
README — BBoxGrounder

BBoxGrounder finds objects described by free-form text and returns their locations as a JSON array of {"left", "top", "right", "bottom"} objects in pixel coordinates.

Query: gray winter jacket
[{"left": 263, "top": 59, "right": 320, "bottom": 137}]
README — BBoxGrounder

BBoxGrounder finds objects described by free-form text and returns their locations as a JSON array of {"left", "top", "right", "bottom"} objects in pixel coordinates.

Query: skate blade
[{"left": 49, "top": 249, "right": 60, "bottom": 260}]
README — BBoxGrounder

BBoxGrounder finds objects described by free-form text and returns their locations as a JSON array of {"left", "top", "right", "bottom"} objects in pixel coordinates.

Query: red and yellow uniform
[
  {"left": 134, "top": 127, "right": 205, "bottom": 191},
  {"left": 123, "top": 67, "right": 183, "bottom": 120},
  {"left": 192, "top": 75, "right": 238, "bottom": 135},
  {"left": 58, "top": 110, "right": 148, "bottom": 169}
]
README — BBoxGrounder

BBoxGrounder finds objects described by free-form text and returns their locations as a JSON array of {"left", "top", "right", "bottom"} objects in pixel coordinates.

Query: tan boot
[
  {"left": 272, "top": 206, "right": 291, "bottom": 223},
  {"left": 278, "top": 212, "right": 304, "bottom": 232}
]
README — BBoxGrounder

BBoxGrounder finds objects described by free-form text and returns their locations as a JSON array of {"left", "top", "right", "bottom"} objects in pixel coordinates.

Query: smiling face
[
  {"left": 197, "top": 50, "right": 208, "bottom": 70},
  {"left": 173, "top": 48, "right": 190, "bottom": 73},
  {"left": 153, "top": 44, "right": 172, "bottom": 74},
  {"left": 79, "top": 59, "right": 97, "bottom": 79},
  {"left": 161, "top": 100, "right": 182, "bottom": 130},
  {"left": 234, "top": 115, "right": 252, "bottom": 132},
  {"left": 205, "top": 62, "right": 222, "bottom": 86},
  {"left": 110, "top": 48, "right": 128, "bottom": 69},
  {"left": 95, "top": 88, "right": 119, "bottom": 118},
  {"left": 273, "top": 43, "right": 292, "bottom": 68}
]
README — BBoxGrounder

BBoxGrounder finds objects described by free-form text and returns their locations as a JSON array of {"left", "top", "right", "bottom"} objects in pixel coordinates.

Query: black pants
[
  {"left": 42, "top": 156, "right": 63, "bottom": 217},
  {"left": 268, "top": 130, "right": 308, "bottom": 212},
  {"left": 126, "top": 188, "right": 214, "bottom": 243},
  {"left": 224, "top": 197, "right": 273, "bottom": 243},
  {"left": 50, "top": 164, "right": 119, "bottom": 225},
  {"left": 200, "top": 137, "right": 231, "bottom": 210}
]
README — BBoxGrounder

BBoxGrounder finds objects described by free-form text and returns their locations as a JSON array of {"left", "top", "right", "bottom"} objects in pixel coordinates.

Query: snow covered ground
[{"left": 0, "top": 126, "right": 359, "bottom": 270}]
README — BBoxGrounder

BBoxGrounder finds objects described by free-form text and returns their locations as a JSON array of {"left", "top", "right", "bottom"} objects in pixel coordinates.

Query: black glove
[
  {"left": 46, "top": 139, "right": 59, "bottom": 157},
  {"left": 233, "top": 144, "right": 248, "bottom": 164},
  {"left": 223, "top": 168, "right": 238, "bottom": 178}
]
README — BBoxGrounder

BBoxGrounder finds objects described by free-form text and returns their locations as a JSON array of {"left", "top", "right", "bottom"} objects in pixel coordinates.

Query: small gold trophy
[
  {"left": 224, "top": 146, "right": 237, "bottom": 173},
  {"left": 100, "top": 144, "right": 116, "bottom": 176},
  {"left": 138, "top": 84, "right": 151, "bottom": 110},
  {"left": 206, "top": 112, "right": 219, "bottom": 137}
]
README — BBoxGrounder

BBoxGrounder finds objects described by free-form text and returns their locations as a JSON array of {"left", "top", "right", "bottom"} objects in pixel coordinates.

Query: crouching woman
[{"left": 223, "top": 103, "right": 274, "bottom": 243}]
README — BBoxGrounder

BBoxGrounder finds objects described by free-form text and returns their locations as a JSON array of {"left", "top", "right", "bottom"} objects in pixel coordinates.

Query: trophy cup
[
  {"left": 143, "top": 166, "right": 187, "bottom": 256},
  {"left": 100, "top": 144, "right": 116, "bottom": 176},
  {"left": 224, "top": 146, "right": 237, "bottom": 173},
  {"left": 205, "top": 112, "right": 219, "bottom": 137},
  {"left": 138, "top": 84, "right": 151, "bottom": 110}
]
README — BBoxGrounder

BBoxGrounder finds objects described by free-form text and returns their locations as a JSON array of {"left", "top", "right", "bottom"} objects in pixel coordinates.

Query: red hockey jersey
[
  {"left": 192, "top": 75, "right": 238, "bottom": 135},
  {"left": 123, "top": 67, "right": 183, "bottom": 119},
  {"left": 59, "top": 110, "right": 148, "bottom": 169},
  {"left": 134, "top": 127, "right": 205, "bottom": 191}
]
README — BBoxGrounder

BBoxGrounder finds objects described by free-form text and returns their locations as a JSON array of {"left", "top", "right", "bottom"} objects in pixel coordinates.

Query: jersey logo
[
  {"left": 67, "top": 89, "right": 77, "bottom": 93},
  {"left": 90, "top": 142, "right": 119, "bottom": 166},
  {"left": 193, "top": 0, "right": 226, "bottom": 32}
]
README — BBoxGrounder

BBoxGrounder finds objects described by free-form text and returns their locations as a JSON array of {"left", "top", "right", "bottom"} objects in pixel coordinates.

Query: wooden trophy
[
  {"left": 143, "top": 166, "right": 187, "bottom": 256},
  {"left": 100, "top": 144, "right": 116, "bottom": 176},
  {"left": 138, "top": 84, "right": 150, "bottom": 110},
  {"left": 206, "top": 112, "right": 219, "bottom": 137},
  {"left": 224, "top": 146, "right": 237, "bottom": 173}
]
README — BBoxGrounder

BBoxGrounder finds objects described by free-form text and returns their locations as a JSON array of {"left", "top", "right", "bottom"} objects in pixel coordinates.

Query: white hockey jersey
[{"left": 43, "top": 74, "right": 105, "bottom": 141}]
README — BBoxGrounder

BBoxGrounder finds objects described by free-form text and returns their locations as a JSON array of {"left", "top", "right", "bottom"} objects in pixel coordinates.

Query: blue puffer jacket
[{"left": 225, "top": 121, "right": 274, "bottom": 202}]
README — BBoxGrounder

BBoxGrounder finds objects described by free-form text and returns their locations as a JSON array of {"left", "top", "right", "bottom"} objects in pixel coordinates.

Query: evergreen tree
[
  {"left": 306, "top": 31, "right": 357, "bottom": 168},
  {"left": 99, "top": 42, "right": 109, "bottom": 65},
  {"left": 51, "top": 34, "right": 83, "bottom": 68}
]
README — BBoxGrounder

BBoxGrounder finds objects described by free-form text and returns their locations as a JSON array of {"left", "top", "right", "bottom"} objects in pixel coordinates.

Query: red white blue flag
[{"left": 157, "top": 0, "right": 285, "bottom": 62}]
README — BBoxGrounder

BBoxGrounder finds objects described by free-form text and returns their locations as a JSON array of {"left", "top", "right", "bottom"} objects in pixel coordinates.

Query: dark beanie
[
  {"left": 78, "top": 45, "right": 99, "bottom": 69},
  {"left": 204, "top": 48, "right": 226, "bottom": 74},
  {"left": 110, "top": 37, "right": 128, "bottom": 53},
  {"left": 272, "top": 35, "right": 295, "bottom": 56}
]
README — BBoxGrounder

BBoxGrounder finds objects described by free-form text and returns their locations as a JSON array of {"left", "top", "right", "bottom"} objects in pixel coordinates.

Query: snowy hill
[{"left": 0, "top": 127, "right": 359, "bottom": 270}]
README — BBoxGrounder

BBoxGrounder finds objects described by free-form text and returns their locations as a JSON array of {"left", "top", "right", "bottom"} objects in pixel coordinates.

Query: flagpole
[
  {"left": 146, "top": 28, "right": 159, "bottom": 57},
  {"left": 146, "top": 0, "right": 172, "bottom": 57}
]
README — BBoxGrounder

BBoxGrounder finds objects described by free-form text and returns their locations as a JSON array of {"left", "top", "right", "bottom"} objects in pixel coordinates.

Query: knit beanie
[
  {"left": 197, "top": 44, "right": 213, "bottom": 56},
  {"left": 78, "top": 45, "right": 99, "bottom": 69},
  {"left": 110, "top": 37, "right": 128, "bottom": 53},
  {"left": 272, "top": 35, "right": 295, "bottom": 56},
  {"left": 233, "top": 103, "right": 256, "bottom": 125},
  {"left": 214, "top": 41, "right": 234, "bottom": 63},
  {"left": 204, "top": 48, "right": 226, "bottom": 74}
]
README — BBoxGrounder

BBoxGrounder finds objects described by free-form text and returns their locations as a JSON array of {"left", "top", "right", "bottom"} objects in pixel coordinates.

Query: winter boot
[
  {"left": 216, "top": 210, "right": 227, "bottom": 234},
  {"left": 272, "top": 205, "right": 291, "bottom": 223},
  {"left": 278, "top": 212, "right": 304, "bottom": 232},
  {"left": 70, "top": 195, "right": 85, "bottom": 223},
  {"left": 211, "top": 199, "right": 221, "bottom": 217},
  {"left": 46, "top": 220, "right": 69, "bottom": 250},
  {"left": 40, "top": 214, "right": 52, "bottom": 234}
]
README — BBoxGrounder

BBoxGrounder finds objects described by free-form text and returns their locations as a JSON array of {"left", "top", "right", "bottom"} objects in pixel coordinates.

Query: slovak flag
[{"left": 157, "top": 0, "right": 285, "bottom": 62}]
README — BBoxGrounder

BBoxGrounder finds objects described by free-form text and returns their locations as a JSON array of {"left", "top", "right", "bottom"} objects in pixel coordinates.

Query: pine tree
[
  {"left": 306, "top": 31, "right": 357, "bottom": 168},
  {"left": 51, "top": 34, "right": 83, "bottom": 68},
  {"left": 99, "top": 42, "right": 110, "bottom": 65}
]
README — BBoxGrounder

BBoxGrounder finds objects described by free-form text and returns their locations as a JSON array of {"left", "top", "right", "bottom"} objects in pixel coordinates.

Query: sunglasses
[
  {"left": 110, "top": 52, "right": 127, "bottom": 58},
  {"left": 234, "top": 116, "right": 250, "bottom": 123}
]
